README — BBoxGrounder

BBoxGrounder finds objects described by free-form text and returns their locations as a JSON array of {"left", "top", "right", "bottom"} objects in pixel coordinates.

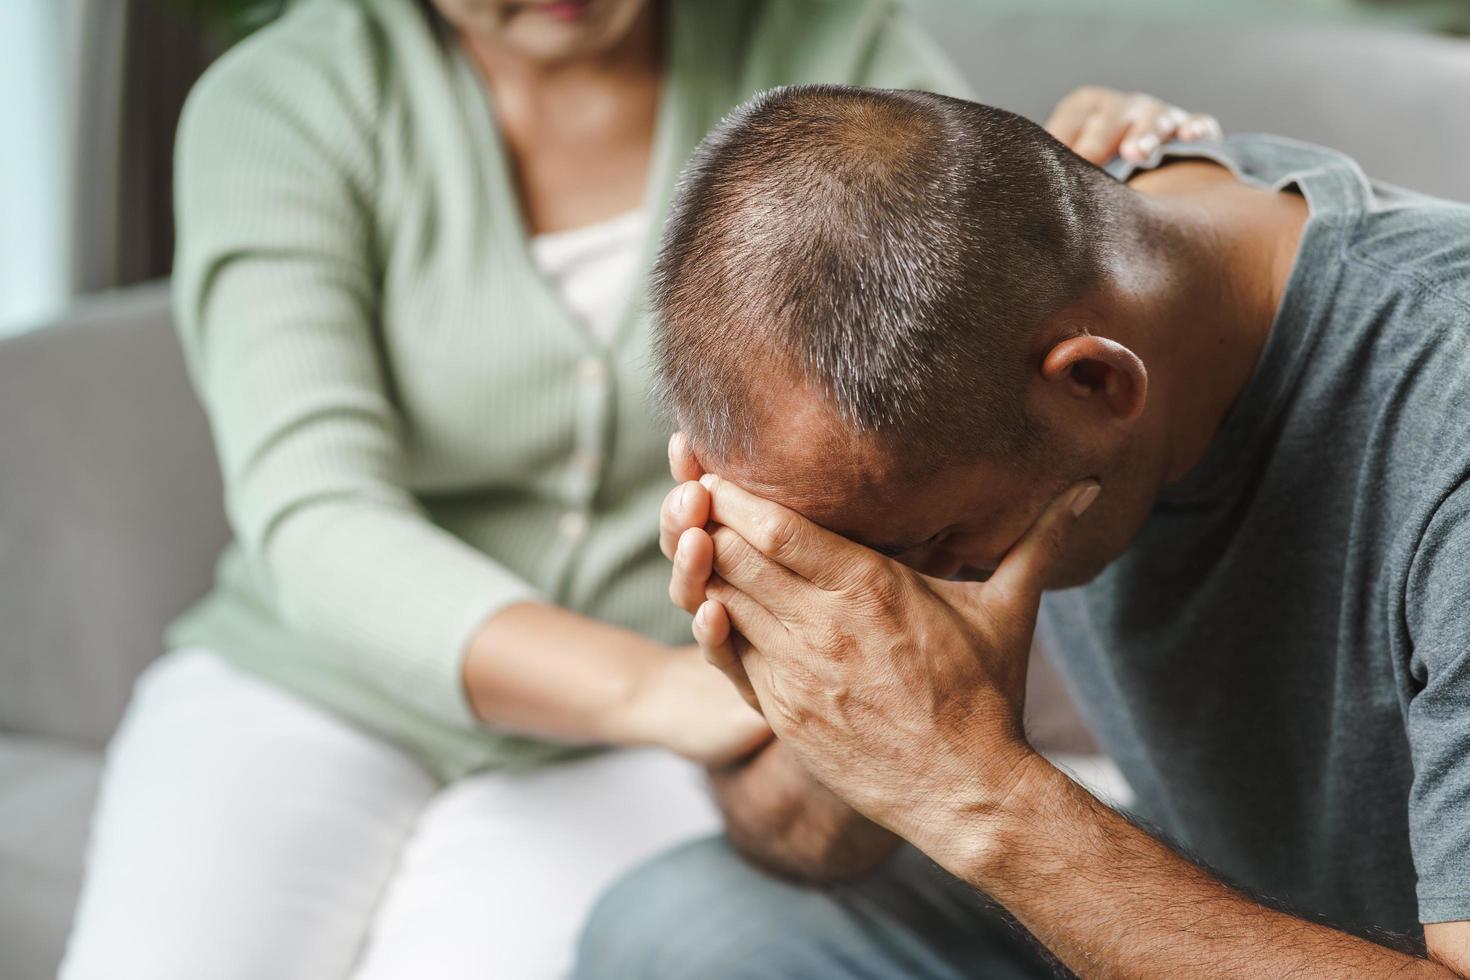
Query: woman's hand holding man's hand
[{"left": 1048, "top": 86, "right": 1222, "bottom": 164}]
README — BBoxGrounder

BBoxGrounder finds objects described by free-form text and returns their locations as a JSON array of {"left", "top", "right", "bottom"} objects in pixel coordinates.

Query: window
[{"left": 0, "top": 0, "right": 68, "bottom": 335}]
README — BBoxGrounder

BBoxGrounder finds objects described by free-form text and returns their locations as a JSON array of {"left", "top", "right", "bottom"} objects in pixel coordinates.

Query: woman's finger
[
  {"left": 1118, "top": 101, "right": 1183, "bottom": 162},
  {"left": 1178, "top": 112, "right": 1223, "bottom": 142},
  {"left": 1070, "top": 105, "right": 1130, "bottom": 165},
  {"left": 1044, "top": 86, "right": 1102, "bottom": 147}
]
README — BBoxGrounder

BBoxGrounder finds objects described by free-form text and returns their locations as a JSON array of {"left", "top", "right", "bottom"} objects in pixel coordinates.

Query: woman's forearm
[{"left": 461, "top": 601, "right": 670, "bottom": 746}]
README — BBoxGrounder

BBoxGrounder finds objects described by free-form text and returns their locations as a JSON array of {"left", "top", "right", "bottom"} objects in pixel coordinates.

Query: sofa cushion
[
  {"left": 0, "top": 281, "right": 229, "bottom": 748},
  {"left": 0, "top": 735, "right": 103, "bottom": 980}
]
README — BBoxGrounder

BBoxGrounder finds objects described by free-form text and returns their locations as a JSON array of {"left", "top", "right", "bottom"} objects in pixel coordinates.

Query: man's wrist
[{"left": 903, "top": 746, "right": 1067, "bottom": 884}]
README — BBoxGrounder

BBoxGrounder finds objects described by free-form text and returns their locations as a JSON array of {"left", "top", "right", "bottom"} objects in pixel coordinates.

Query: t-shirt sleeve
[
  {"left": 1403, "top": 479, "right": 1470, "bottom": 923},
  {"left": 172, "top": 26, "right": 542, "bottom": 731}
]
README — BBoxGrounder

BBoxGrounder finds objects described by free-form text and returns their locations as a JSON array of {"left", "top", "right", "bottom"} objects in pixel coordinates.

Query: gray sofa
[{"left": 3, "top": 13, "right": 1469, "bottom": 978}]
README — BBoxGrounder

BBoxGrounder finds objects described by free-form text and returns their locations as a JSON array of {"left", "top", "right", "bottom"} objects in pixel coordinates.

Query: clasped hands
[{"left": 660, "top": 434, "right": 1100, "bottom": 861}]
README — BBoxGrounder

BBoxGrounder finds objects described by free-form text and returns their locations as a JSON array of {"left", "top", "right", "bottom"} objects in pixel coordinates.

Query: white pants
[{"left": 61, "top": 649, "right": 722, "bottom": 980}]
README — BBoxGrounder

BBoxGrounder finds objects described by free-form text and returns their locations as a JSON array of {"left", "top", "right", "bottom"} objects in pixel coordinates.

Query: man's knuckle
[
  {"left": 841, "top": 557, "right": 897, "bottom": 607},
  {"left": 812, "top": 619, "right": 854, "bottom": 661},
  {"left": 754, "top": 512, "right": 801, "bottom": 559},
  {"left": 725, "top": 544, "right": 764, "bottom": 584},
  {"left": 865, "top": 574, "right": 905, "bottom": 620},
  {"left": 711, "top": 526, "right": 745, "bottom": 566}
]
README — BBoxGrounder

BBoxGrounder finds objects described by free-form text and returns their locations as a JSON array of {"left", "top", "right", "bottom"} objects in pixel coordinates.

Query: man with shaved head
[{"left": 572, "top": 85, "right": 1470, "bottom": 977}]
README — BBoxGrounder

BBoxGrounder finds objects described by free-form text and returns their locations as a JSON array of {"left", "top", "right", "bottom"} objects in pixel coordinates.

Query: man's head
[{"left": 654, "top": 85, "right": 1168, "bottom": 586}]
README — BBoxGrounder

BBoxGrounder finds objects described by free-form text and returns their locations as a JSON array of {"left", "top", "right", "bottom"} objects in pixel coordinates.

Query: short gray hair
[{"left": 652, "top": 84, "right": 1123, "bottom": 466}]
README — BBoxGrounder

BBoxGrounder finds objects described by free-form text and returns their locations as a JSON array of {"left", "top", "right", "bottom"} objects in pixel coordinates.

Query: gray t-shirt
[{"left": 1040, "top": 135, "right": 1470, "bottom": 943}]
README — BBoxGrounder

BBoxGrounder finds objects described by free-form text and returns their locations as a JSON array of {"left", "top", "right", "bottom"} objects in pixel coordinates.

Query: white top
[{"left": 529, "top": 208, "right": 649, "bottom": 346}]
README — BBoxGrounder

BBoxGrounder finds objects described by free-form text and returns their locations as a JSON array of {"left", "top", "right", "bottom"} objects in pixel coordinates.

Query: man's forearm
[{"left": 918, "top": 754, "right": 1455, "bottom": 979}]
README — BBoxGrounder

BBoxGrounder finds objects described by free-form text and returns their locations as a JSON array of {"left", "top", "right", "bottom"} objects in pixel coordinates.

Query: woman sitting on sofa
[{"left": 61, "top": 0, "right": 1220, "bottom": 976}]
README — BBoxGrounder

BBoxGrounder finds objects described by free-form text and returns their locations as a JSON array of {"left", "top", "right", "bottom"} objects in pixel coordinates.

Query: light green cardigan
[{"left": 169, "top": 0, "right": 971, "bottom": 780}]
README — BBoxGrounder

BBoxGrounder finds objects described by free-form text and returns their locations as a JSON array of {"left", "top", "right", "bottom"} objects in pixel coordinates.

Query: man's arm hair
[{"left": 932, "top": 758, "right": 1466, "bottom": 978}]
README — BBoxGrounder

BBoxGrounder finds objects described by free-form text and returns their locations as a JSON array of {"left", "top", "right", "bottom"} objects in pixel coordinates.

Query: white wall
[{"left": 0, "top": 1, "right": 69, "bottom": 335}]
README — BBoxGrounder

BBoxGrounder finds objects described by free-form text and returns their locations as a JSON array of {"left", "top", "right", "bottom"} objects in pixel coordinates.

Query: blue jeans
[{"left": 572, "top": 835, "right": 1058, "bottom": 979}]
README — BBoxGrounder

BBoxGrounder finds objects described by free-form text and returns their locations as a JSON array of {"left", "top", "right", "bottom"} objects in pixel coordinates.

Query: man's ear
[
  {"left": 669, "top": 431, "right": 707, "bottom": 482},
  {"left": 1038, "top": 332, "right": 1148, "bottom": 423}
]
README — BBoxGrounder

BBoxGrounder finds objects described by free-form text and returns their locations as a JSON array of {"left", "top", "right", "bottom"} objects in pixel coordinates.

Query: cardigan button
[
  {"left": 578, "top": 357, "right": 607, "bottom": 384},
  {"left": 559, "top": 510, "right": 589, "bottom": 541}
]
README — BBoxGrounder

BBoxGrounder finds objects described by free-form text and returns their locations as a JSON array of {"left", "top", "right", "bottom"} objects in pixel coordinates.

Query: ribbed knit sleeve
[{"left": 172, "top": 10, "right": 540, "bottom": 729}]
